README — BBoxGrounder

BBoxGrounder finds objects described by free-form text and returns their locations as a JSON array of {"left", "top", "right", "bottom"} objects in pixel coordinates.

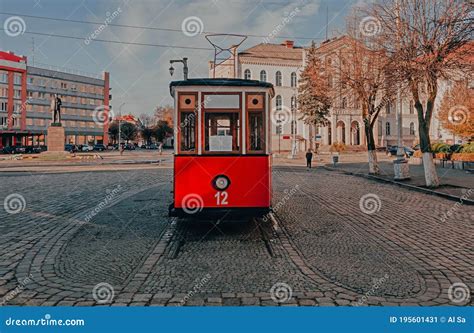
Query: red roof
[{"left": 0, "top": 51, "right": 26, "bottom": 63}]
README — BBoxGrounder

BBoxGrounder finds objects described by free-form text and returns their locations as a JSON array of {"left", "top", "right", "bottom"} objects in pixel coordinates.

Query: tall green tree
[
  {"left": 298, "top": 41, "right": 331, "bottom": 150},
  {"left": 152, "top": 120, "right": 173, "bottom": 143},
  {"left": 108, "top": 121, "right": 119, "bottom": 144},
  {"left": 120, "top": 122, "right": 138, "bottom": 143},
  {"left": 140, "top": 127, "right": 154, "bottom": 145}
]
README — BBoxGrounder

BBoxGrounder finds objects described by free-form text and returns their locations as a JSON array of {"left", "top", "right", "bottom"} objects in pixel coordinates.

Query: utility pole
[
  {"left": 393, "top": 0, "right": 410, "bottom": 180},
  {"left": 118, "top": 102, "right": 125, "bottom": 155},
  {"left": 31, "top": 38, "right": 35, "bottom": 66}
]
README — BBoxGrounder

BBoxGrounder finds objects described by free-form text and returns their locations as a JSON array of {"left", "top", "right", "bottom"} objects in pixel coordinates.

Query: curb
[{"left": 322, "top": 165, "right": 474, "bottom": 205}]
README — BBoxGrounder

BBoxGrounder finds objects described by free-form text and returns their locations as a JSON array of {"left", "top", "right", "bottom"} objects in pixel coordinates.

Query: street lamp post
[
  {"left": 118, "top": 102, "right": 125, "bottom": 154},
  {"left": 169, "top": 58, "right": 189, "bottom": 80},
  {"left": 393, "top": 0, "right": 410, "bottom": 180}
]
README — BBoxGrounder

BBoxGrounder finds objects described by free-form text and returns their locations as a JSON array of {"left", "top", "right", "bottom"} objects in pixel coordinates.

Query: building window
[
  {"left": 275, "top": 95, "right": 283, "bottom": 134},
  {"left": 291, "top": 96, "right": 297, "bottom": 111},
  {"left": 0, "top": 72, "right": 7, "bottom": 83},
  {"left": 291, "top": 120, "right": 297, "bottom": 135},
  {"left": 409, "top": 122, "right": 415, "bottom": 135},
  {"left": 0, "top": 116, "right": 8, "bottom": 128},
  {"left": 290, "top": 72, "right": 297, "bottom": 87},
  {"left": 386, "top": 100, "right": 392, "bottom": 114},
  {"left": 354, "top": 98, "right": 360, "bottom": 109},
  {"left": 275, "top": 71, "right": 282, "bottom": 86},
  {"left": 326, "top": 57, "right": 332, "bottom": 68},
  {"left": 409, "top": 100, "right": 414, "bottom": 114},
  {"left": 14, "top": 74, "right": 21, "bottom": 85},
  {"left": 386, "top": 122, "right": 391, "bottom": 136},
  {"left": 0, "top": 101, "right": 7, "bottom": 111},
  {"left": 244, "top": 69, "right": 251, "bottom": 80},
  {"left": 328, "top": 74, "right": 333, "bottom": 88},
  {"left": 260, "top": 70, "right": 267, "bottom": 82},
  {"left": 61, "top": 82, "right": 67, "bottom": 89},
  {"left": 342, "top": 97, "right": 347, "bottom": 108},
  {"left": 27, "top": 77, "right": 34, "bottom": 84},
  {"left": 275, "top": 95, "right": 282, "bottom": 111}
]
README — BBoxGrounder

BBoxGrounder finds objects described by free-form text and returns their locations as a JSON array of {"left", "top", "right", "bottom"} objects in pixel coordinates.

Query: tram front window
[{"left": 204, "top": 112, "right": 240, "bottom": 153}]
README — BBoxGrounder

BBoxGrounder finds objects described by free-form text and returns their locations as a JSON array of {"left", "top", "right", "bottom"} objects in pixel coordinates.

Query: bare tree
[
  {"left": 331, "top": 29, "right": 395, "bottom": 174},
  {"left": 369, "top": 0, "right": 473, "bottom": 187},
  {"left": 138, "top": 113, "right": 154, "bottom": 127}
]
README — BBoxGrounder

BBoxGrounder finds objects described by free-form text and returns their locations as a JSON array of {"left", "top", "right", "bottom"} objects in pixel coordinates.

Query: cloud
[{"left": 84, "top": 0, "right": 322, "bottom": 116}]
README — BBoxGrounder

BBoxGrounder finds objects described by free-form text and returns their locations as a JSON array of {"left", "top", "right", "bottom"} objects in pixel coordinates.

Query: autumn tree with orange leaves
[
  {"left": 298, "top": 41, "right": 331, "bottom": 150},
  {"left": 438, "top": 81, "right": 474, "bottom": 140}
]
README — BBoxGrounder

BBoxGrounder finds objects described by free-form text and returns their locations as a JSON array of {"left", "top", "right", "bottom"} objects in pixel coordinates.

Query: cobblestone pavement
[{"left": 0, "top": 166, "right": 472, "bottom": 306}]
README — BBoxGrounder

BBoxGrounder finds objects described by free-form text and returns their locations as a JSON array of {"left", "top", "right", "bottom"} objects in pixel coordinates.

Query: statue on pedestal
[{"left": 50, "top": 94, "right": 62, "bottom": 125}]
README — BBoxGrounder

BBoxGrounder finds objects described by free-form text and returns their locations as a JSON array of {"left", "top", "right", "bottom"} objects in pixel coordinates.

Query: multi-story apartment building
[
  {"left": 209, "top": 40, "right": 306, "bottom": 153},
  {"left": 210, "top": 37, "right": 464, "bottom": 152},
  {"left": 0, "top": 50, "right": 111, "bottom": 149},
  {"left": 313, "top": 36, "right": 466, "bottom": 148}
]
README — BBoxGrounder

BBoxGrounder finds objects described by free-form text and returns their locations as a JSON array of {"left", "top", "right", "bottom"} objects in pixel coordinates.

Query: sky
[{"left": 0, "top": 0, "right": 361, "bottom": 117}]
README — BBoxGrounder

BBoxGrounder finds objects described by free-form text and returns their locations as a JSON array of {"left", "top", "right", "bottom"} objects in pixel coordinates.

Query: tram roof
[{"left": 169, "top": 78, "right": 274, "bottom": 96}]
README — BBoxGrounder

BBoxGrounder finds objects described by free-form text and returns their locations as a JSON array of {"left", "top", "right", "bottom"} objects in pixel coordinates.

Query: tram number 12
[{"left": 215, "top": 191, "right": 228, "bottom": 205}]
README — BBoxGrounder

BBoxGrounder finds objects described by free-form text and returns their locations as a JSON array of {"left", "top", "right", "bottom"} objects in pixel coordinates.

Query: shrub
[
  {"left": 461, "top": 143, "right": 474, "bottom": 153},
  {"left": 431, "top": 143, "right": 450, "bottom": 153}
]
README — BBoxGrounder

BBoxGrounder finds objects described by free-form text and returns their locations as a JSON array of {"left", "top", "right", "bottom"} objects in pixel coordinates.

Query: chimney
[{"left": 283, "top": 40, "right": 294, "bottom": 49}]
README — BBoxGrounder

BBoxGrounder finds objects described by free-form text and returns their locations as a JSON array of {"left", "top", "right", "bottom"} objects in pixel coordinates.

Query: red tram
[{"left": 169, "top": 78, "right": 274, "bottom": 218}]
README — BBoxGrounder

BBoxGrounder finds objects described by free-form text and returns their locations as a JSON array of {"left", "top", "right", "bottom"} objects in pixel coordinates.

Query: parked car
[
  {"left": 124, "top": 143, "right": 135, "bottom": 150},
  {"left": 148, "top": 143, "right": 158, "bottom": 150},
  {"left": 93, "top": 144, "right": 106, "bottom": 151},
  {"left": 387, "top": 145, "right": 414, "bottom": 157},
  {"left": 1, "top": 146, "right": 16, "bottom": 154},
  {"left": 81, "top": 144, "right": 93, "bottom": 152},
  {"left": 64, "top": 144, "right": 78, "bottom": 153},
  {"left": 25, "top": 146, "right": 42, "bottom": 154}
]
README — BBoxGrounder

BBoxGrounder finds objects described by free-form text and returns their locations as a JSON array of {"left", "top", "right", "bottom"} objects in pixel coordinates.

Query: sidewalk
[
  {"left": 0, "top": 150, "right": 174, "bottom": 173},
  {"left": 273, "top": 152, "right": 473, "bottom": 201}
]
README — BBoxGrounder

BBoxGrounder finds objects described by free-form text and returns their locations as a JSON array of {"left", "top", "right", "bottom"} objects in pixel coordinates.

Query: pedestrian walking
[
  {"left": 306, "top": 149, "right": 313, "bottom": 169},
  {"left": 158, "top": 142, "right": 163, "bottom": 155}
]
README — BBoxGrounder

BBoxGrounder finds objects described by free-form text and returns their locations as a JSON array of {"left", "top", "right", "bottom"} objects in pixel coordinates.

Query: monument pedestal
[
  {"left": 47, "top": 124, "right": 65, "bottom": 152},
  {"left": 42, "top": 124, "right": 69, "bottom": 159},
  {"left": 393, "top": 159, "right": 410, "bottom": 180}
]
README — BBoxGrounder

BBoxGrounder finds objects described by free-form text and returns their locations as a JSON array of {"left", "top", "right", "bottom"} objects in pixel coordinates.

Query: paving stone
[{"left": 0, "top": 167, "right": 471, "bottom": 307}]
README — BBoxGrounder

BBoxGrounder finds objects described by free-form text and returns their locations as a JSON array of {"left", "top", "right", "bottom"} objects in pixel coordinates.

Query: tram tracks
[{"left": 163, "top": 215, "right": 279, "bottom": 259}]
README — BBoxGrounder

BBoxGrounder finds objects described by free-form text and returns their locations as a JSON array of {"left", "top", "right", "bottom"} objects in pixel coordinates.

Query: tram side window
[
  {"left": 179, "top": 111, "right": 196, "bottom": 152},
  {"left": 204, "top": 112, "right": 240, "bottom": 152},
  {"left": 248, "top": 112, "right": 264, "bottom": 152}
]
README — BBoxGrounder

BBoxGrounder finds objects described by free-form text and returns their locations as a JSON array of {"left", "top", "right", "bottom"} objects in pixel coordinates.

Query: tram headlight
[{"left": 213, "top": 175, "right": 230, "bottom": 191}]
